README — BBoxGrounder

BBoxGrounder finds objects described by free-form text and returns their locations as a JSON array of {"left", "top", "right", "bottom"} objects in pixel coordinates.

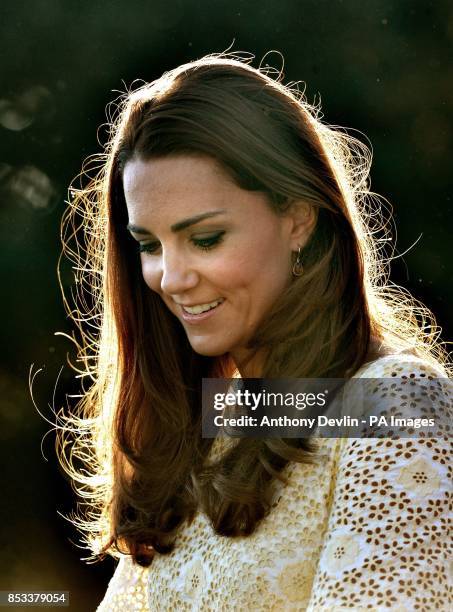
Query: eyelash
[{"left": 138, "top": 231, "right": 226, "bottom": 255}]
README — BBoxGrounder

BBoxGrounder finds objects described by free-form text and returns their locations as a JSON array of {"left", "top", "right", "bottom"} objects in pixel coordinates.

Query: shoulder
[
  {"left": 330, "top": 350, "right": 452, "bottom": 441},
  {"left": 352, "top": 350, "right": 449, "bottom": 380}
]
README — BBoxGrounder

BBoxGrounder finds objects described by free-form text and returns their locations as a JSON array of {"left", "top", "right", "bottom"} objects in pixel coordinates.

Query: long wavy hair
[{"left": 58, "top": 52, "right": 449, "bottom": 566}]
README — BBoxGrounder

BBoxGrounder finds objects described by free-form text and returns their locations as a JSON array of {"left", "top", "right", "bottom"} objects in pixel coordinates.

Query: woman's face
[{"left": 123, "top": 155, "right": 310, "bottom": 365}]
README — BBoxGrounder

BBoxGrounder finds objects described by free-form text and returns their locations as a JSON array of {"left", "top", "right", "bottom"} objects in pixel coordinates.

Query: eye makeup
[{"left": 138, "top": 231, "right": 226, "bottom": 254}]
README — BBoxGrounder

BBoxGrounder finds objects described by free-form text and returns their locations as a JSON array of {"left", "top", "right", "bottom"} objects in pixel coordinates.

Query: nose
[{"left": 159, "top": 249, "right": 199, "bottom": 295}]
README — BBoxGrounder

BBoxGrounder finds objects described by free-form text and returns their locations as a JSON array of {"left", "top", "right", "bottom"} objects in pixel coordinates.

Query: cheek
[
  {"left": 249, "top": 237, "right": 289, "bottom": 281},
  {"left": 215, "top": 235, "right": 289, "bottom": 299},
  {"left": 212, "top": 250, "right": 254, "bottom": 294},
  {"left": 245, "top": 238, "right": 292, "bottom": 303},
  {"left": 140, "top": 257, "right": 161, "bottom": 292}
]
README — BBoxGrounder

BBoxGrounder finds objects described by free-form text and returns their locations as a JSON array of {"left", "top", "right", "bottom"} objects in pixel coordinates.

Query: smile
[
  {"left": 182, "top": 298, "right": 224, "bottom": 314},
  {"left": 179, "top": 298, "right": 225, "bottom": 323}
]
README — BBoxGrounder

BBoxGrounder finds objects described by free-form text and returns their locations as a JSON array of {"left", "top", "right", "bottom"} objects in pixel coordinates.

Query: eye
[
  {"left": 191, "top": 231, "right": 225, "bottom": 251},
  {"left": 138, "top": 231, "right": 225, "bottom": 255},
  {"left": 138, "top": 241, "right": 160, "bottom": 254}
]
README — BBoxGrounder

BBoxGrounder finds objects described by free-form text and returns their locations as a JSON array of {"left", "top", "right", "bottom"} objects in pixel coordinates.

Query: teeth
[{"left": 183, "top": 299, "right": 223, "bottom": 315}]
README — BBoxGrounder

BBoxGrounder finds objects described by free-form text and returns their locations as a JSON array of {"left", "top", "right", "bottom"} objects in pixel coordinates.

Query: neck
[{"left": 230, "top": 347, "right": 267, "bottom": 378}]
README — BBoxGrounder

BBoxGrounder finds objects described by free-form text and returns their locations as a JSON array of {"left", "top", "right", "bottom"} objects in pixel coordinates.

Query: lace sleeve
[
  {"left": 307, "top": 358, "right": 452, "bottom": 611},
  {"left": 96, "top": 555, "right": 150, "bottom": 612}
]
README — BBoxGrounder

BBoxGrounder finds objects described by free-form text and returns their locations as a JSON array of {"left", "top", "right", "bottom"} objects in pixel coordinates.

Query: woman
[{"left": 60, "top": 53, "right": 451, "bottom": 610}]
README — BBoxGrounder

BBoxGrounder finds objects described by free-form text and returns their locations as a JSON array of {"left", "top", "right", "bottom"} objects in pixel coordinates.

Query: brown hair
[{"left": 58, "top": 52, "right": 449, "bottom": 566}]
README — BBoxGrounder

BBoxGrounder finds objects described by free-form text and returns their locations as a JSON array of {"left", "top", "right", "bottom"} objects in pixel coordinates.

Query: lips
[
  {"left": 180, "top": 298, "right": 225, "bottom": 315},
  {"left": 179, "top": 298, "right": 225, "bottom": 323}
]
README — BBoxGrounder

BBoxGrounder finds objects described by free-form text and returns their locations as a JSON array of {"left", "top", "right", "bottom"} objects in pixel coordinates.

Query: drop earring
[{"left": 292, "top": 246, "right": 304, "bottom": 277}]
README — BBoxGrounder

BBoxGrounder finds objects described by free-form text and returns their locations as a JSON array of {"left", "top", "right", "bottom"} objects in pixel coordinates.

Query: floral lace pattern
[{"left": 97, "top": 355, "right": 452, "bottom": 611}]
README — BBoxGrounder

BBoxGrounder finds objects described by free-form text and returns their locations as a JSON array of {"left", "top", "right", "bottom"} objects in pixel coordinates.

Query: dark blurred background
[{"left": 1, "top": 0, "right": 452, "bottom": 610}]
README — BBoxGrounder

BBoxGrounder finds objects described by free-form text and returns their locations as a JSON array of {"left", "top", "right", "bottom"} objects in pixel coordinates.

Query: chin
[
  {"left": 187, "top": 337, "right": 232, "bottom": 357},
  {"left": 190, "top": 345, "right": 227, "bottom": 357}
]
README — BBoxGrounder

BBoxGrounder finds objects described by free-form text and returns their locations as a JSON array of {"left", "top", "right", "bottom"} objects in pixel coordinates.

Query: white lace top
[{"left": 97, "top": 355, "right": 452, "bottom": 611}]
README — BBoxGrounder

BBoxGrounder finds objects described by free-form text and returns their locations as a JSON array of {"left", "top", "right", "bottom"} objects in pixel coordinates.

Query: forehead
[
  {"left": 122, "top": 154, "right": 236, "bottom": 211},
  {"left": 122, "top": 154, "right": 280, "bottom": 233}
]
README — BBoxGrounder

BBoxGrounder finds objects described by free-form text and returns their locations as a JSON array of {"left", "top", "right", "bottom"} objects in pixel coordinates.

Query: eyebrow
[{"left": 127, "top": 209, "right": 228, "bottom": 235}]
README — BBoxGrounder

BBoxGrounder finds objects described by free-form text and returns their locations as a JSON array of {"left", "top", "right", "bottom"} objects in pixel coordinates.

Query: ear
[{"left": 284, "top": 200, "right": 317, "bottom": 251}]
